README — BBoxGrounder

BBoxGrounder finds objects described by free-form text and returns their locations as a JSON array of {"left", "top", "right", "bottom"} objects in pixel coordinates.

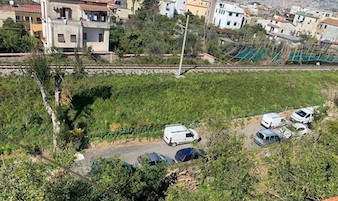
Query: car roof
[
  {"left": 258, "top": 129, "right": 278, "bottom": 136},
  {"left": 299, "top": 107, "right": 314, "bottom": 113},
  {"left": 177, "top": 147, "right": 196, "bottom": 155},
  {"left": 264, "top": 113, "right": 281, "bottom": 118},
  {"left": 292, "top": 123, "right": 306, "bottom": 128},
  {"left": 145, "top": 152, "right": 161, "bottom": 162},
  {"left": 165, "top": 124, "right": 190, "bottom": 133}
]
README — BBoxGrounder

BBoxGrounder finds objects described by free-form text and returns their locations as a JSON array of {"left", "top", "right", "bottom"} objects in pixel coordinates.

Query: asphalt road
[
  {"left": 73, "top": 109, "right": 303, "bottom": 175},
  {"left": 74, "top": 140, "right": 193, "bottom": 175}
]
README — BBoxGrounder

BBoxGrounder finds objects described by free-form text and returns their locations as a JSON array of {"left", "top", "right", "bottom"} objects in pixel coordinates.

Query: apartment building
[
  {"left": 0, "top": 4, "right": 42, "bottom": 38},
  {"left": 41, "top": 0, "right": 110, "bottom": 52},
  {"left": 316, "top": 18, "right": 338, "bottom": 42},
  {"left": 186, "top": 0, "right": 208, "bottom": 17},
  {"left": 207, "top": 1, "right": 244, "bottom": 29},
  {"left": 265, "top": 16, "right": 295, "bottom": 35}
]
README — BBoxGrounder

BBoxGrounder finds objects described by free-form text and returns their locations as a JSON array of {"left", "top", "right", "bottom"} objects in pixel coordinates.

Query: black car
[{"left": 175, "top": 147, "right": 205, "bottom": 162}]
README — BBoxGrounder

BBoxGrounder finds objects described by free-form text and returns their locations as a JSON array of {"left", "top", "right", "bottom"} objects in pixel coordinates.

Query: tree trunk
[{"left": 33, "top": 73, "right": 61, "bottom": 152}]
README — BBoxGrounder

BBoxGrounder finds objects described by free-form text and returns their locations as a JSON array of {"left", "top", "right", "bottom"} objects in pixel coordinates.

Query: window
[
  {"left": 234, "top": 22, "right": 237, "bottom": 26},
  {"left": 186, "top": 133, "right": 194, "bottom": 138},
  {"left": 324, "top": 25, "right": 327, "bottom": 29},
  {"left": 298, "top": 15, "right": 300, "bottom": 20},
  {"left": 325, "top": 13, "right": 329, "bottom": 17},
  {"left": 227, "top": 21, "right": 231, "bottom": 25},
  {"left": 16, "top": 16, "right": 20, "bottom": 21},
  {"left": 236, "top": 13, "right": 239, "bottom": 17},
  {"left": 58, "top": 34, "right": 65, "bottom": 43},
  {"left": 281, "top": 29, "right": 284, "bottom": 33},
  {"left": 70, "top": 35, "right": 76, "bottom": 43},
  {"left": 99, "top": 33, "right": 103, "bottom": 42},
  {"left": 229, "top": 12, "right": 232, "bottom": 16},
  {"left": 25, "top": 16, "right": 30, "bottom": 21},
  {"left": 37, "top": 17, "right": 41, "bottom": 23},
  {"left": 83, "top": 33, "right": 87, "bottom": 40}
]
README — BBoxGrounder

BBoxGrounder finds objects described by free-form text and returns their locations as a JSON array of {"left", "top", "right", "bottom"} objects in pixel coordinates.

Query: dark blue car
[{"left": 175, "top": 147, "right": 205, "bottom": 162}]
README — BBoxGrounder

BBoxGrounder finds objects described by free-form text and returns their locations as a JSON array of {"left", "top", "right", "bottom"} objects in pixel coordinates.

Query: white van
[
  {"left": 261, "top": 113, "right": 287, "bottom": 129},
  {"left": 290, "top": 107, "right": 316, "bottom": 124},
  {"left": 163, "top": 124, "right": 201, "bottom": 147}
]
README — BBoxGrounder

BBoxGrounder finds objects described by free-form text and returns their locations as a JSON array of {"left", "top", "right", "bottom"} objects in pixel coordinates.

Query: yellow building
[
  {"left": 186, "top": 0, "right": 208, "bottom": 17},
  {"left": 126, "top": 0, "right": 144, "bottom": 14}
]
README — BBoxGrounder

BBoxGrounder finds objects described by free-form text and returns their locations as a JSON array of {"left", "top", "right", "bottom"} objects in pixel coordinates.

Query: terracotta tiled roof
[
  {"left": 0, "top": 4, "right": 40, "bottom": 13},
  {"left": 81, "top": 0, "right": 108, "bottom": 3},
  {"left": 14, "top": 4, "right": 41, "bottom": 13},
  {"left": 244, "top": 9, "right": 253, "bottom": 15},
  {"left": 321, "top": 18, "right": 338, "bottom": 27},
  {"left": 271, "top": 18, "right": 288, "bottom": 23},
  {"left": 79, "top": 4, "right": 109, "bottom": 11},
  {"left": 0, "top": 5, "right": 13, "bottom": 12}
]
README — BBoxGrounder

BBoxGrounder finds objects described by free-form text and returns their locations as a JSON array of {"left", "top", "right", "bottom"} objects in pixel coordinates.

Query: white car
[
  {"left": 163, "top": 124, "right": 201, "bottom": 146},
  {"left": 278, "top": 123, "right": 309, "bottom": 138}
]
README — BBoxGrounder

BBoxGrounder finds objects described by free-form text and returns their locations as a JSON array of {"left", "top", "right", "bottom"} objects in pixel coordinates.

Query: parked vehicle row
[{"left": 255, "top": 107, "right": 316, "bottom": 146}]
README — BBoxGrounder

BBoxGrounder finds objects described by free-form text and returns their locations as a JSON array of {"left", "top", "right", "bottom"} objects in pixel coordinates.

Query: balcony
[{"left": 81, "top": 20, "right": 110, "bottom": 29}]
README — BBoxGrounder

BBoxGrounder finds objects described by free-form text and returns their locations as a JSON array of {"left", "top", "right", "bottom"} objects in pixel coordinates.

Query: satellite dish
[{"left": 9, "top": 0, "right": 14, "bottom": 6}]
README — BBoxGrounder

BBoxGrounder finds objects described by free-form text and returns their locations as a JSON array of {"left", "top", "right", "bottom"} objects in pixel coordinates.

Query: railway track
[{"left": 0, "top": 65, "right": 338, "bottom": 75}]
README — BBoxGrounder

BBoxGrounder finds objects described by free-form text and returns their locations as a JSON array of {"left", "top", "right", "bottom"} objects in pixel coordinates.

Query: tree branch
[{"left": 33, "top": 72, "right": 54, "bottom": 116}]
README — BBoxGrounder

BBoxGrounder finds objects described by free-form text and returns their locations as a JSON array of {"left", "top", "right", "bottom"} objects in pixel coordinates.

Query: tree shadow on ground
[{"left": 69, "top": 86, "right": 113, "bottom": 149}]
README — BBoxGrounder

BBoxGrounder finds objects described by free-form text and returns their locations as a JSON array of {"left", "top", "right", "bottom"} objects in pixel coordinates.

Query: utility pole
[{"left": 178, "top": 14, "right": 189, "bottom": 76}]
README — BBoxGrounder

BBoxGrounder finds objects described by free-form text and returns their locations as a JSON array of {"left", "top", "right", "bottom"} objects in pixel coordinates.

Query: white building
[
  {"left": 209, "top": 2, "right": 244, "bottom": 29},
  {"left": 159, "top": 0, "right": 175, "bottom": 18},
  {"left": 41, "top": 0, "right": 110, "bottom": 52},
  {"left": 174, "top": 0, "right": 186, "bottom": 15},
  {"left": 316, "top": 18, "right": 338, "bottom": 42},
  {"left": 265, "top": 16, "right": 295, "bottom": 35}
]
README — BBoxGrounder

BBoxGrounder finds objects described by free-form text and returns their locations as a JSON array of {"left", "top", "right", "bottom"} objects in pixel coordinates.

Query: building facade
[
  {"left": 210, "top": 2, "right": 244, "bottom": 29},
  {"left": 159, "top": 0, "right": 175, "bottom": 18},
  {"left": 186, "top": 0, "right": 208, "bottom": 17},
  {"left": 41, "top": 0, "right": 110, "bottom": 52},
  {"left": 316, "top": 18, "right": 338, "bottom": 42},
  {"left": 174, "top": 0, "right": 186, "bottom": 15}
]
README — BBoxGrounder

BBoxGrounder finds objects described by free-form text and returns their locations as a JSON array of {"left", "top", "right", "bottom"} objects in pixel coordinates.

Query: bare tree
[{"left": 27, "top": 53, "right": 63, "bottom": 152}]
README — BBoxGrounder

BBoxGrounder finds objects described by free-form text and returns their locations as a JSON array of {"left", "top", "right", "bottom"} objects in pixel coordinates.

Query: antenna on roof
[{"left": 9, "top": 0, "right": 14, "bottom": 6}]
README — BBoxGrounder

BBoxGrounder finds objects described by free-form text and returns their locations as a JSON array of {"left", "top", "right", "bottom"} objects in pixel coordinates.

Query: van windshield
[
  {"left": 256, "top": 132, "right": 264, "bottom": 139},
  {"left": 296, "top": 110, "right": 307, "bottom": 117}
]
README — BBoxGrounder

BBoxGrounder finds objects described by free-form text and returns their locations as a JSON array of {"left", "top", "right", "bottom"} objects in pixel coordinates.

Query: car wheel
[{"left": 172, "top": 142, "right": 177, "bottom": 147}]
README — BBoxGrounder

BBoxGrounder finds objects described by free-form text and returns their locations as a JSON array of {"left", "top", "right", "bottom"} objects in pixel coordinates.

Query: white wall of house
[
  {"left": 212, "top": 2, "right": 244, "bottom": 29},
  {"left": 317, "top": 23, "right": 338, "bottom": 42},
  {"left": 41, "top": 0, "right": 110, "bottom": 52},
  {"left": 159, "top": 0, "right": 175, "bottom": 18},
  {"left": 175, "top": 0, "right": 186, "bottom": 15}
]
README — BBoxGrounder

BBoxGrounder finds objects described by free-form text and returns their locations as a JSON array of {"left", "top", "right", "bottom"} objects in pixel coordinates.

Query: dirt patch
[{"left": 86, "top": 138, "right": 163, "bottom": 153}]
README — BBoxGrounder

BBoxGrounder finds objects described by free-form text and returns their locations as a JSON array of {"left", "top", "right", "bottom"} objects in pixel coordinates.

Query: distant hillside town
[{"left": 0, "top": 0, "right": 337, "bottom": 53}]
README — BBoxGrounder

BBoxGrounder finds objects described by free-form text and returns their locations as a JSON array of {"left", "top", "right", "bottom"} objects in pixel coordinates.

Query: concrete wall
[
  {"left": 52, "top": 20, "right": 83, "bottom": 49},
  {"left": 83, "top": 28, "right": 109, "bottom": 51},
  {"left": 47, "top": 0, "right": 82, "bottom": 20}
]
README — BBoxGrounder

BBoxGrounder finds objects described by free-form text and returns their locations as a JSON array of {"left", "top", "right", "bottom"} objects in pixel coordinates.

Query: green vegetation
[
  {"left": 1, "top": 71, "right": 338, "bottom": 152},
  {"left": 166, "top": 120, "right": 338, "bottom": 200},
  {"left": 0, "top": 18, "right": 40, "bottom": 53}
]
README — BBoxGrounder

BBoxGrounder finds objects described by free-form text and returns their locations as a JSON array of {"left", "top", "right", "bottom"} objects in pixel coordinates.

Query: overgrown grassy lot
[{"left": 1, "top": 71, "right": 337, "bottom": 151}]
